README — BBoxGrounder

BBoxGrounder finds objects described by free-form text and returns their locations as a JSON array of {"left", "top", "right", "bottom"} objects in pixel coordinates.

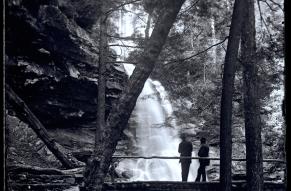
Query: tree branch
[
  {"left": 260, "top": 0, "right": 283, "bottom": 12},
  {"left": 257, "top": 0, "right": 274, "bottom": 41},
  {"left": 122, "top": 8, "right": 147, "bottom": 24},
  {"left": 108, "top": 44, "right": 144, "bottom": 49},
  {"left": 106, "top": 34, "right": 144, "bottom": 41},
  {"left": 105, "top": 61, "right": 138, "bottom": 65},
  {"left": 105, "top": 0, "right": 142, "bottom": 15},
  {"left": 164, "top": 36, "right": 228, "bottom": 65},
  {"left": 178, "top": 0, "right": 201, "bottom": 16}
]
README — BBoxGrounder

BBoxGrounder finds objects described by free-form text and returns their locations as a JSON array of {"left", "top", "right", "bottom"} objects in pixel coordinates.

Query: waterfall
[
  {"left": 117, "top": 64, "right": 198, "bottom": 181},
  {"left": 112, "top": 5, "right": 198, "bottom": 181}
]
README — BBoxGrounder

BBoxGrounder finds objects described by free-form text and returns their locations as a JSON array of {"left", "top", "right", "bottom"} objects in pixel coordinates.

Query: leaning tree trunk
[
  {"left": 5, "top": 84, "right": 76, "bottom": 169},
  {"left": 83, "top": 1, "right": 186, "bottom": 190},
  {"left": 241, "top": 0, "right": 264, "bottom": 190},
  {"left": 219, "top": 0, "right": 246, "bottom": 190}
]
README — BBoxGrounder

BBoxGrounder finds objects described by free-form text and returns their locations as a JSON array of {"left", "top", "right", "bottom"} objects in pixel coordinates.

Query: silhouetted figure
[
  {"left": 178, "top": 134, "right": 193, "bottom": 182},
  {"left": 195, "top": 137, "right": 209, "bottom": 182}
]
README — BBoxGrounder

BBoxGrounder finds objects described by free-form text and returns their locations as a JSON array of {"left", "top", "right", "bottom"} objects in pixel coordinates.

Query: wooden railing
[{"left": 111, "top": 156, "right": 286, "bottom": 163}]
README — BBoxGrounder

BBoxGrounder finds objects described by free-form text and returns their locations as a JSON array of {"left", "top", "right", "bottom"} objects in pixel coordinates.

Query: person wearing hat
[{"left": 178, "top": 134, "right": 193, "bottom": 181}]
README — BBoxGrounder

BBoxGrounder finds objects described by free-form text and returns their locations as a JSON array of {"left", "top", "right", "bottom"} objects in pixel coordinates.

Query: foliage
[{"left": 148, "top": 0, "right": 284, "bottom": 157}]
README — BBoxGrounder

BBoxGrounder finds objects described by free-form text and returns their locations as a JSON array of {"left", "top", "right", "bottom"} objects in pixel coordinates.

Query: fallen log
[
  {"left": 10, "top": 183, "right": 72, "bottom": 189},
  {"left": 7, "top": 164, "right": 66, "bottom": 175},
  {"left": 62, "top": 167, "right": 85, "bottom": 175},
  {"left": 5, "top": 84, "right": 77, "bottom": 169},
  {"left": 7, "top": 164, "right": 85, "bottom": 175}
]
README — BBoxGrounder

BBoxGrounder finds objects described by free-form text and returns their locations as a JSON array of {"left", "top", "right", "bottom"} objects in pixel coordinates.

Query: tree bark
[
  {"left": 83, "top": 1, "right": 186, "bottom": 190},
  {"left": 241, "top": 0, "right": 264, "bottom": 190},
  {"left": 219, "top": 0, "right": 246, "bottom": 190},
  {"left": 84, "top": 7, "right": 108, "bottom": 190},
  {"left": 95, "top": 9, "right": 108, "bottom": 158},
  {"left": 5, "top": 84, "right": 77, "bottom": 169}
]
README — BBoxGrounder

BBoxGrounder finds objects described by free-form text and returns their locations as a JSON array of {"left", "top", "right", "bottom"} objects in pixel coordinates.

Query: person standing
[
  {"left": 178, "top": 134, "right": 193, "bottom": 182},
  {"left": 195, "top": 137, "right": 210, "bottom": 182}
]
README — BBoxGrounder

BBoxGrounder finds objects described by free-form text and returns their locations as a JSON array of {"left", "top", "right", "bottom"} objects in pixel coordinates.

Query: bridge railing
[{"left": 111, "top": 156, "right": 286, "bottom": 163}]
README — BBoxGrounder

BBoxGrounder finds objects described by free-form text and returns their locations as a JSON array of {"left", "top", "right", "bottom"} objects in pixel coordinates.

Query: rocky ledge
[{"left": 5, "top": 0, "right": 128, "bottom": 130}]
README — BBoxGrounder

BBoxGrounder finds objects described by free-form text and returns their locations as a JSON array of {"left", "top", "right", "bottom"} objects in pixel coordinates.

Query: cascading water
[
  {"left": 112, "top": 4, "right": 198, "bottom": 181},
  {"left": 117, "top": 64, "right": 198, "bottom": 181}
]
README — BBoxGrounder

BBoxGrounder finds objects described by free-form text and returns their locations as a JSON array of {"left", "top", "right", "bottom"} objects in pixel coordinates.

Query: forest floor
[{"left": 5, "top": 114, "right": 62, "bottom": 168}]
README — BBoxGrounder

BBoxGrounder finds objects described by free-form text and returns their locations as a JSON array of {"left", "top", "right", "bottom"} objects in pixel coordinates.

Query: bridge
[
  {"left": 8, "top": 156, "right": 286, "bottom": 191},
  {"left": 103, "top": 181, "right": 285, "bottom": 191},
  {"left": 102, "top": 156, "right": 286, "bottom": 191}
]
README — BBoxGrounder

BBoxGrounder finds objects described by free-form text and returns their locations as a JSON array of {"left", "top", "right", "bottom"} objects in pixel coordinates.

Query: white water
[
  {"left": 116, "top": 64, "right": 198, "bottom": 181},
  {"left": 112, "top": 4, "right": 198, "bottom": 181}
]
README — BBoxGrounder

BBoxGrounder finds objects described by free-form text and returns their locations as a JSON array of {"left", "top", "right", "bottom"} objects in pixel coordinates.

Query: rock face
[
  {"left": 5, "top": 0, "right": 127, "bottom": 154},
  {"left": 6, "top": 0, "right": 127, "bottom": 130}
]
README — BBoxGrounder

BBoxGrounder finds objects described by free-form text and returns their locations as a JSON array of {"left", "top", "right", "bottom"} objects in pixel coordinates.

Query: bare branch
[
  {"left": 178, "top": 0, "right": 201, "bottom": 16},
  {"left": 122, "top": 8, "right": 147, "bottom": 24},
  {"left": 261, "top": 0, "right": 279, "bottom": 11},
  {"left": 108, "top": 44, "right": 144, "bottom": 48},
  {"left": 260, "top": 0, "right": 284, "bottom": 11},
  {"left": 164, "top": 36, "right": 228, "bottom": 65},
  {"left": 106, "top": 61, "right": 138, "bottom": 65},
  {"left": 105, "top": 0, "right": 142, "bottom": 15},
  {"left": 257, "top": 0, "right": 274, "bottom": 41},
  {"left": 106, "top": 34, "right": 144, "bottom": 41},
  {"left": 120, "top": 37, "right": 134, "bottom": 57}
]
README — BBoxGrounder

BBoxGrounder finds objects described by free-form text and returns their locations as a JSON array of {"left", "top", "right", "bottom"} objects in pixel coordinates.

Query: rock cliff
[{"left": 5, "top": 0, "right": 128, "bottom": 156}]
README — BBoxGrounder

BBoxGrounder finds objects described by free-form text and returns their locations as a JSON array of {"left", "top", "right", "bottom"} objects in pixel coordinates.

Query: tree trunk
[
  {"left": 5, "top": 84, "right": 77, "bottom": 169},
  {"left": 84, "top": 8, "right": 108, "bottom": 190},
  {"left": 219, "top": 0, "right": 246, "bottom": 190},
  {"left": 95, "top": 11, "right": 108, "bottom": 158},
  {"left": 241, "top": 0, "right": 264, "bottom": 190},
  {"left": 83, "top": 1, "right": 186, "bottom": 190}
]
